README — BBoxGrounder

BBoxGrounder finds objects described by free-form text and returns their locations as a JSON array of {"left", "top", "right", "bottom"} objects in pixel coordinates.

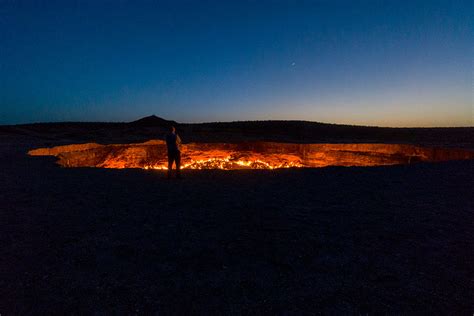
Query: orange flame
[
  {"left": 28, "top": 140, "right": 474, "bottom": 170},
  {"left": 144, "top": 156, "right": 304, "bottom": 170}
]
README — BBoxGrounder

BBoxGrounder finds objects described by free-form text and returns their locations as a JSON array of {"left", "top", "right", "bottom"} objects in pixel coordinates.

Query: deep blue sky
[{"left": 1, "top": 1, "right": 472, "bottom": 126}]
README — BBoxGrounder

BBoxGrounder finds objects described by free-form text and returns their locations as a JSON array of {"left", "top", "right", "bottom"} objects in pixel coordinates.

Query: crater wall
[{"left": 28, "top": 140, "right": 474, "bottom": 169}]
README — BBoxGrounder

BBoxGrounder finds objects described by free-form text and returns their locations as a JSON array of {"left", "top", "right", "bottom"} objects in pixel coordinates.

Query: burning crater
[{"left": 28, "top": 140, "right": 474, "bottom": 170}]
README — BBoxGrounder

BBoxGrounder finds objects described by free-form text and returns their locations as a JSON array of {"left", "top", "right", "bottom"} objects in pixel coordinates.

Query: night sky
[{"left": 1, "top": 1, "right": 472, "bottom": 126}]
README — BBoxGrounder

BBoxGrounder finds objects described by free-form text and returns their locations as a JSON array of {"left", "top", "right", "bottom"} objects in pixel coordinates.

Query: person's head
[{"left": 170, "top": 126, "right": 176, "bottom": 134}]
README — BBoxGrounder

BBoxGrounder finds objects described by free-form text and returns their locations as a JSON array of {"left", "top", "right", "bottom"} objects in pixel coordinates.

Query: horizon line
[{"left": 1, "top": 116, "right": 473, "bottom": 129}]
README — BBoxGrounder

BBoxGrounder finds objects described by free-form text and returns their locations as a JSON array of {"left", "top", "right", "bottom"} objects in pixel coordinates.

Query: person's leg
[
  {"left": 175, "top": 151, "right": 181, "bottom": 178},
  {"left": 167, "top": 152, "right": 174, "bottom": 178}
]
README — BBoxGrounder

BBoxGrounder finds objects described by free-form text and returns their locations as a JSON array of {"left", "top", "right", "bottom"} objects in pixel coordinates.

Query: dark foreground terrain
[{"left": 1, "top": 132, "right": 473, "bottom": 314}]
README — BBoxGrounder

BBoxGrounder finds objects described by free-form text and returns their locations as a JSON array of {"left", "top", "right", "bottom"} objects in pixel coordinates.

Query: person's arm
[{"left": 176, "top": 135, "right": 182, "bottom": 145}]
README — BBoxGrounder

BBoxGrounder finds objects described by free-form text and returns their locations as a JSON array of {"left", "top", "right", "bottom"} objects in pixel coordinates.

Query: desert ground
[{"left": 1, "top": 119, "right": 473, "bottom": 314}]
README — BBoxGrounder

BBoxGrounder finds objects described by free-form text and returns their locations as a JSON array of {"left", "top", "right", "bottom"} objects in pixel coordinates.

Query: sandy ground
[{"left": 1, "top": 135, "right": 473, "bottom": 314}]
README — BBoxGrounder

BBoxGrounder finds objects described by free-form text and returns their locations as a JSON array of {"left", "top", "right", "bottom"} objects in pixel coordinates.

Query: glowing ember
[
  {"left": 143, "top": 156, "right": 304, "bottom": 170},
  {"left": 28, "top": 140, "right": 474, "bottom": 170}
]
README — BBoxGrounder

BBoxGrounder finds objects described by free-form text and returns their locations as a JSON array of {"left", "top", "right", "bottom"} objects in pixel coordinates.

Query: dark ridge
[
  {"left": 0, "top": 116, "right": 473, "bottom": 148},
  {"left": 129, "top": 115, "right": 178, "bottom": 127},
  {"left": 179, "top": 120, "right": 474, "bottom": 147}
]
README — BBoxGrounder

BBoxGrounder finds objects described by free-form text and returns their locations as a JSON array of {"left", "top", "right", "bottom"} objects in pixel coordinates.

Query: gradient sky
[{"left": 1, "top": 0, "right": 472, "bottom": 126}]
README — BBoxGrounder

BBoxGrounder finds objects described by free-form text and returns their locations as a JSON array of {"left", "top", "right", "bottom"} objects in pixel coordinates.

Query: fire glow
[
  {"left": 144, "top": 156, "right": 304, "bottom": 170},
  {"left": 28, "top": 140, "right": 474, "bottom": 170}
]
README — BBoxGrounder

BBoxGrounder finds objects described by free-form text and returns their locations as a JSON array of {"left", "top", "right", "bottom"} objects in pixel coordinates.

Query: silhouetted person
[{"left": 165, "top": 126, "right": 182, "bottom": 179}]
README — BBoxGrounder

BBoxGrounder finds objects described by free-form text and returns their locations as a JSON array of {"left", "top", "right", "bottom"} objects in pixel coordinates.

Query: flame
[
  {"left": 28, "top": 140, "right": 474, "bottom": 170},
  {"left": 144, "top": 156, "right": 304, "bottom": 170}
]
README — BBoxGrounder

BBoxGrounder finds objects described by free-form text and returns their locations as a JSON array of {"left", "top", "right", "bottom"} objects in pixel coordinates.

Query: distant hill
[
  {"left": 129, "top": 115, "right": 177, "bottom": 127},
  {"left": 1, "top": 115, "right": 473, "bottom": 148}
]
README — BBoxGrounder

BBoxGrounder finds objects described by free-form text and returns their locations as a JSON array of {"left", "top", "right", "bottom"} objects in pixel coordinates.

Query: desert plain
[{"left": 1, "top": 117, "right": 473, "bottom": 313}]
